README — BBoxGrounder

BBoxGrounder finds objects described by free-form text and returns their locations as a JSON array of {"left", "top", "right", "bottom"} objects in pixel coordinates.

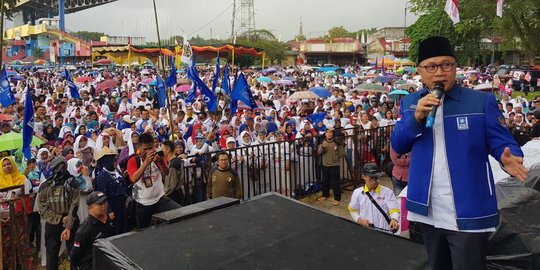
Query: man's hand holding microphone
[{"left": 415, "top": 82, "right": 445, "bottom": 127}]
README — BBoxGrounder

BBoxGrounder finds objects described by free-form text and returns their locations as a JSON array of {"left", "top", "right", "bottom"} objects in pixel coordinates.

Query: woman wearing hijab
[
  {"left": 42, "top": 124, "right": 58, "bottom": 143},
  {"left": 237, "top": 130, "right": 257, "bottom": 199},
  {"left": 0, "top": 157, "right": 25, "bottom": 189},
  {"left": 95, "top": 147, "right": 128, "bottom": 235},
  {"left": 118, "top": 130, "right": 138, "bottom": 171},
  {"left": 67, "top": 158, "right": 93, "bottom": 221},
  {"left": 95, "top": 131, "right": 117, "bottom": 155},
  {"left": 73, "top": 135, "right": 95, "bottom": 167},
  {"left": 0, "top": 157, "right": 29, "bottom": 269}
]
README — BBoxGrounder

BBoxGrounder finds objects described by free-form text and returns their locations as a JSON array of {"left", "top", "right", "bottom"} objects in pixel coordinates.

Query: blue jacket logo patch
[{"left": 457, "top": 117, "right": 469, "bottom": 130}]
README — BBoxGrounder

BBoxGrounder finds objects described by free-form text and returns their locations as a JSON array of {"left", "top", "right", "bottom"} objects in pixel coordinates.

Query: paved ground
[{"left": 300, "top": 176, "right": 394, "bottom": 221}]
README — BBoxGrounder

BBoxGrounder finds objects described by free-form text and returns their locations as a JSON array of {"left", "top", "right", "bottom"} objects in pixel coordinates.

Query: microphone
[{"left": 425, "top": 82, "right": 445, "bottom": 128}]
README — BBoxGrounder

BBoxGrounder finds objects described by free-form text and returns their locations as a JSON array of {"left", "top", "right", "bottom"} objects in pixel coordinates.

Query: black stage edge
[{"left": 94, "top": 193, "right": 429, "bottom": 270}]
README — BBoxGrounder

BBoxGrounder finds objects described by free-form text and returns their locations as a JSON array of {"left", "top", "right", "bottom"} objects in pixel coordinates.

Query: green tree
[
  {"left": 235, "top": 29, "right": 286, "bottom": 67},
  {"left": 2, "top": 0, "right": 21, "bottom": 20},
  {"left": 31, "top": 47, "right": 44, "bottom": 58},
  {"left": 408, "top": 0, "right": 540, "bottom": 65},
  {"left": 325, "top": 26, "right": 354, "bottom": 39},
  {"left": 75, "top": 31, "right": 105, "bottom": 41}
]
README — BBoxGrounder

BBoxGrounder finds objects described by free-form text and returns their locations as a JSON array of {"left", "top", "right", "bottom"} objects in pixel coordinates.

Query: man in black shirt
[
  {"left": 529, "top": 110, "right": 540, "bottom": 139},
  {"left": 70, "top": 191, "right": 115, "bottom": 270}
]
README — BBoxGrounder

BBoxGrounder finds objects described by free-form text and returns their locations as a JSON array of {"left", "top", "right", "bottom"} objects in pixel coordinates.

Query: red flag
[
  {"left": 445, "top": 0, "right": 460, "bottom": 24},
  {"left": 496, "top": 0, "right": 503, "bottom": 18}
]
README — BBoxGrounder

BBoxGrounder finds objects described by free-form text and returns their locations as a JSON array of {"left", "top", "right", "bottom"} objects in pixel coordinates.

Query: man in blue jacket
[{"left": 391, "top": 36, "right": 528, "bottom": 270}]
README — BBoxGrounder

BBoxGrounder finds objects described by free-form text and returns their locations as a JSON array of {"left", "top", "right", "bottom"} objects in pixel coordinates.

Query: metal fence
[{"left": 177, "top": 125, "right": 395, "bottom": 205}]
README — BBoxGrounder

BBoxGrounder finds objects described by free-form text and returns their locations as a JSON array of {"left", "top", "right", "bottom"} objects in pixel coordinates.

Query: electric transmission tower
[{"left": 230, "top": 0, "right": 256, "bottom": 41}]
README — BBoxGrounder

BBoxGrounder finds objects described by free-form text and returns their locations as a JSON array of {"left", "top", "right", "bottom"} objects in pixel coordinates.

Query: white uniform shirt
[{"left": 349, "top": 184, "right": 400, "bottom": 232}]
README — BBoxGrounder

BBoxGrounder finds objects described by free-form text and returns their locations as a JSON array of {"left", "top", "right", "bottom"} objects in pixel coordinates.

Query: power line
[{"left": 188, "top": 2, "right": 234, "bottom": 37}]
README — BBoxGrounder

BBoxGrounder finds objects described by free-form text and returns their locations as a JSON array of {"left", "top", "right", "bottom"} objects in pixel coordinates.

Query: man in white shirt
[{"left": 348, "top": 163, "right": 399, "bottom": 233}]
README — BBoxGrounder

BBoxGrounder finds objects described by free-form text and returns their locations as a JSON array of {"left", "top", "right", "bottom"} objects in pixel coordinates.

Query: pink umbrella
[
  {"left": 76, "top": 76, "right": 93, "bottom": 83},
  {"left": 141, "top": 78, "right": 154, "bottom": 85},
  {"left": 176, "top": 85, "right": 192, "bottom": 93},
  {"left": 96, "top": 79, "right": 118, "bottom": 92}
]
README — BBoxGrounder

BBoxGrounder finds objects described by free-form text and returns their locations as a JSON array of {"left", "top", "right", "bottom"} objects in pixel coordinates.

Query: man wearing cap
[
  {"left": 391, "top": 36, "right": 528, "bottom": 269},
  {"left": 70, "top": 191, "right": 115, "bottom": 270},
  {"left": 348, "top": 163, "right": 400, "bottom": 233}
]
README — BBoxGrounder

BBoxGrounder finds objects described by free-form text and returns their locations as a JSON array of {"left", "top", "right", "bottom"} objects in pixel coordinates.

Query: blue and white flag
[
  {"left": 222, "top": 64, "right": 231, "bottom": 95},
  {"left": 186, "top": 57, "right": 217, "bottom": 112},
  {"left": 156, "top": 75, "right": 167, "bottom": 108},
  {"left": 22, "top": 87, "right": 34, "bottom": 159},
  {"left": 306, "top": 112, "right": 326, "bottom": 126},
  {"left": 231, "top": 73, "right": 257, "bottom": 109},
  {"left": 64, "top": 69, "right": 81, "bottom": 99},
  {"left": 212, "top": 52, "right": 220, "bottom": 93},
  {"left": 0, "top": 66, "right": 15, "bottom": 107}
]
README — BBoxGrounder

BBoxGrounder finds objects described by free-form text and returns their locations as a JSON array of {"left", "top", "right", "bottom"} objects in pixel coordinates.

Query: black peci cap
[{"left": 417, "top": 36, "right": 456, "bottom": 64}]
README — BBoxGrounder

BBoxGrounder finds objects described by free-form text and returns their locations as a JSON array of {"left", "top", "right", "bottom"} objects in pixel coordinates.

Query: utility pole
[
  {"left": 230, "top": 0, "right": 236, "bottom": 42},
  {"left": 0, "top": 0, "right": 5, "bottom": 66},
  {"left": 152, "top": 0, "right": 175, "bottom": 129}
]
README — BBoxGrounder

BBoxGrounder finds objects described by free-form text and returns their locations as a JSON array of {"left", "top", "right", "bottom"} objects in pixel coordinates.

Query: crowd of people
[{"left": 0, "top": 49, "right": 538, "bottom": 268}]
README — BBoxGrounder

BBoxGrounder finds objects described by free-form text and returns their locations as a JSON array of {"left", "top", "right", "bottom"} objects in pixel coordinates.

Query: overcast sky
[{"left": 60, "top": 0, "right": 417, "bottom": 42}]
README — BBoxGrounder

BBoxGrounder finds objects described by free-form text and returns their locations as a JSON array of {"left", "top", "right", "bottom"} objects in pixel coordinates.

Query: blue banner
[
  {"left": 64, "top": 69, "right": 81, "bottom": 99},
  {"left": 22, "top": 87, "right": 34, "bottom": 159},
  {"left": 0, "top": 66, "right": 15, "bottom": 107}
]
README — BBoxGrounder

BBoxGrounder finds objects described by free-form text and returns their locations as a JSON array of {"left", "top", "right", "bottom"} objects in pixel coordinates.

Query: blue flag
[
  {"left": 22, "top": 87, "right": 34, "bottom": 159},
  {"left": 64, "top": 69, "right": 81, "bottom": 99},
  {"left": 231, "top": 73, "right": 257, "bottom": 109},
  {"left": 222, "top": 64, "right": 230, "bottom": 95},
  {"left": 186, "top": 57, "right": 218, "bottom": 112},
  {"left": 212, "top": 52, "right": 220, "bottom": 93},
  {"left": 166, "top": 63, "right": 177, "bottom": 87},
  {"left": 0, "top": 66, "right": 15, "bottom": 107},
  {"left": 306, "top": 112, "right": 327, "bottom": 126},
  {"left": 230, "top": 98, "right": 238, "bottom": 115},
  {"left": 374, "top": 57, "right": 378, "bottom": 71},
  {"left": 381, "top": 57, "right": 385, "bottom": 75},
  {"left": 157, "top": 75, "right": 167, "bottom": 108}
]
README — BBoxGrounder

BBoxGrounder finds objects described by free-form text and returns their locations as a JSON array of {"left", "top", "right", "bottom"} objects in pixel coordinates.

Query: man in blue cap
[{"left": 391, "top": 36, "right": 528, "bottom": 270}]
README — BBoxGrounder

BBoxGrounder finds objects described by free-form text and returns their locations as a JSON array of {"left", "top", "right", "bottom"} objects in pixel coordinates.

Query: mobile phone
[{"left": 157, "top": 151, "right": 164, "bottom": 158}]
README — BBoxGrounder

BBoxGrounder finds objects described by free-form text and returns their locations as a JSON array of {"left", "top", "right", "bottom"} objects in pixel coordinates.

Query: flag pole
[{"left": 152, "top": 0, "right": 175, "bottom": 129}]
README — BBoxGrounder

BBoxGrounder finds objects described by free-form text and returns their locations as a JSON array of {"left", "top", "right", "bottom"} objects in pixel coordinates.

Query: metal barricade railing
[{"left": 178, "top": 125, "right": 394, "bottom": 204}]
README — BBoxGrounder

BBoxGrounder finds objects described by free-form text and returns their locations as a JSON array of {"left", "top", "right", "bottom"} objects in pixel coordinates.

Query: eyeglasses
[{"left": 418, "top": 62, "right": 456, "bottom": 73}]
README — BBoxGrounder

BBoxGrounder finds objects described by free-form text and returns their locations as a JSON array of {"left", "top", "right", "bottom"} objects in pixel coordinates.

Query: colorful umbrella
[
  {"left": 0, "top": 132, "right": 45, "bottom": 152},
  {"left": 95, "top": 59, "right": 112, "bottom": 65},
  {"left": 96, "top": 79, "right": 117, "bottom": 92},
  {"left": 325, "top": 71, "right": 337, "bottom": 76},
  {"left": 76, "top": 76, "right": 93, "bottom": 83},
  {"left": 257, "top": 76, "right": 273, "bottom": 83},
  {"left": 274, "top": 79, "right": 295, "bottom": 86},
  {"left": 176, "top": 85, "right": 192, "bottom": 93},
  {"left": 396, "top": 83, "right": 418, "bottom": 90},
  {"left": 389, "top": 89, "right": 410, "bottom": 97},
  {"left": 287, "top": 91, "right": 319, "bottom": 102},
  {"left": 473, "top": 83, "right": 498, "bottom": 92},
  {"left": 341, "top": 73, "right": 356, "bottom": 78},
  {"left": 33, "top": 59, "right": 47, "bottom": 65},
  {"left": 353, "top": 83, "right": 386, "bottom": 92},
  {"left": 0, "top": 114, "right": 13, "bottom": 121},
  {"left": 309, "top": 87, "right": 332, "bottom": 98}
]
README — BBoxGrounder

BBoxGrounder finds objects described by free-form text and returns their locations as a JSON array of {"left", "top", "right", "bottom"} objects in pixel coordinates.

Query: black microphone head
[{"left": 431, "top": 82, "right": 445, "bottom": 97}]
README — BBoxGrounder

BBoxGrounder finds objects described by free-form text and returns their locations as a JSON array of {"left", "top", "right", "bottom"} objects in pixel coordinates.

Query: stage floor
[{"left": 96, "top": 193, "right": 428, "bottom": 269}]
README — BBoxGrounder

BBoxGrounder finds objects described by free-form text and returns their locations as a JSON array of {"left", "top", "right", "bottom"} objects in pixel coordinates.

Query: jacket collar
[
  {"left": 364, "top": 184, "right": 381, "bottom": 194},
  {"left": 444, "top": 84, "right": 462, "bottom": 101},
  {"left": 421, "top": 83, "right": 462, "bottom": 101}
]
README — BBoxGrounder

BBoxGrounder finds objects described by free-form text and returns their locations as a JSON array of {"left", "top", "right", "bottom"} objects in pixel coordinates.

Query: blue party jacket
[{"left": 391, "top": 85, "right": 523, "bottom": 230}]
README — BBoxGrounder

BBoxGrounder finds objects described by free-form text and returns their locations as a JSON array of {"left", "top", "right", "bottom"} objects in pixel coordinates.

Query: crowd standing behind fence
[{"left": 0, "top": 61, "right": 538, "bottom": 268}]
